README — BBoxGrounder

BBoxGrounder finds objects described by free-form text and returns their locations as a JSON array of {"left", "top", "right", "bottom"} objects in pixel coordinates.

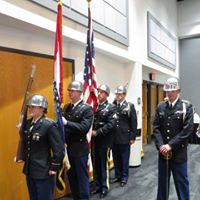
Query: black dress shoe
[
  {"left": 100, "top": 191, "right": 107, "bottom": 198},
  {"left": 120, "top": 181, "right": 127, "bottom": 187},
  {"left": 110, "top": 178, "right": 121, "bottom": 184}
]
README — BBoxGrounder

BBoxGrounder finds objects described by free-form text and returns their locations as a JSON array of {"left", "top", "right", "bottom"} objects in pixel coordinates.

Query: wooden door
[
  {"left": 0, "top": 48, "right": 73, "bottom": 200},
  {"left": 157, "top": 85, "right": 165, "bottom": 103},
  {"left": 142, "top": 82, "right": 148, "bottom": 144},
  {"left": 150, "top": 84, "right": 158, "bottom": 136}
]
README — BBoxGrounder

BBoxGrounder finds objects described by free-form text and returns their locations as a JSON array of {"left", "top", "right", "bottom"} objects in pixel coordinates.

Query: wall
[
  {"left": 178, "top": 0, "right": 200, "bottom": 113},
  {"left": 179, "top": 38, "right": 200, "bottom": 114},
  {"left": 130, "top": 0, "right": 179, "bottom": 79},
  {"left": 0, "top": 0, "right": 179, "bottom": 78},
  {"left": 178, "top": 0, "right": 200, "bottom": 38}
]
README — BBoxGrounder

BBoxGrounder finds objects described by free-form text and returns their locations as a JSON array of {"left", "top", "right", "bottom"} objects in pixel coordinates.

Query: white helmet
[{"left": 163, "top": 77, "right": 180, "bottom": 91}]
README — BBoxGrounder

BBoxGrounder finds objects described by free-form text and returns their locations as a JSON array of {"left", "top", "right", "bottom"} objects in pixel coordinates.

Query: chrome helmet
[
  {"left": 114, "top": 85, "right": 127, "bottom": 94},
  {"left": 68, "top": 80, "right": 83, "bottom": 92},
  {"left": 163, "top": 77, "right": 180, "bottom": 91},
  {"left": 27, "top": 95, "right": 48, "bottom": 109},
  {"left": 98, "top": 84, "right": 110, "bottom": 96}
]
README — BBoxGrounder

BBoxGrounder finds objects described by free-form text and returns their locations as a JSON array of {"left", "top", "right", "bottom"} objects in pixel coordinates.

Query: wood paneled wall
[{"left": 0, "top": 49, "right": 73, "bottom": 200}]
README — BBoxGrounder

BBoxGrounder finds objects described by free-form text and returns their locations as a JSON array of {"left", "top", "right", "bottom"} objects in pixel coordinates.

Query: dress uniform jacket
[
  {"left": 93, "top": 100, "right": 116, "bottom": 148},
  {"left": 62, "top": 100, "right": 93, "bottom": 158},
  {"left": 23, "top": 116, "right": 63, "bottom": 179},
  {"left": 154, "top": 98, "right": 193, "bottom": 163},
  {"left": 113, "top": 100, "right": 137, "bottom": 144}
]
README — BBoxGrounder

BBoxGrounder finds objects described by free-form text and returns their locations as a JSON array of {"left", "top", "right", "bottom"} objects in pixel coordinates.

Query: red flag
[
  {"left": 53, "top": 1, "right": 70, "bottom": 193},
  {"left": 54, "top": 0, "right": 63, "bottom": 103},
  {"left": 83, "top": 3, "right": 98, "bottom": 112}
]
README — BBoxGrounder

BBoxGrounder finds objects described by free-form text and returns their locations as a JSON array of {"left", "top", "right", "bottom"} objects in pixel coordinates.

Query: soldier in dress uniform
[
  {"left": 111, "top": 85, "right": 137, "bottom": 187},
  {"left": 23, "top": 95, "right": 64, "bottom": 200},
  {"left": 154, "top": 77, "right": 193, "bottom": 200},
  {"left": 91, "top": 84, "right": 116, "bottom": 198},
  {"left": 62, "top": 80, "right": 93, "bottom": 200}
]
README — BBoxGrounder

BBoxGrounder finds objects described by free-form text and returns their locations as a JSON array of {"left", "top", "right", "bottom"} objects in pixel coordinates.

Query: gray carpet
[{"left": 59, "top": 144, "right": 200, "bottom": 200}]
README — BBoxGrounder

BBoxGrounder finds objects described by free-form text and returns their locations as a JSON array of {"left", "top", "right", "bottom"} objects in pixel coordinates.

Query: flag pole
[
  {"left": 85, "top": 0, "right": 98, "bottom": 113},
  {"left": 86, "top": 0, "right": 92, "bottom": 5}
]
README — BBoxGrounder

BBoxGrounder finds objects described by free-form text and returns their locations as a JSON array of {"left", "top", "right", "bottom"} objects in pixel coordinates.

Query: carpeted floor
[{"left": 59, "top": 144, "right": 200, "bottom": 200}]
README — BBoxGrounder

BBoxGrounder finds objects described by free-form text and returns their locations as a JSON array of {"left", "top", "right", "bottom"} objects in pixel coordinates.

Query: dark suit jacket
[
  {"left": 93, "top": 100, "right": 116, "bottom": 147},
  {"left": 62, "top": 100, "right": 93, "bottom": 158},
  {"left": 154, "top": 98, "right": 193, "bottom": 163},
  {"left": 23, "top": 116, "right": 64, "bottom": 179},
  {"left": 113, "top": 100, "right": 137, "bottom": 144}
]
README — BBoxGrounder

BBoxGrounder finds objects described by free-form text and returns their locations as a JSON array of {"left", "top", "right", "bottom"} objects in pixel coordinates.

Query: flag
[
  {"left": 83, "top": 1, "right": 98, "bottom": 174},
  {"left": 53, "top": 82, "right": 70, "bottom": 193},
  {"left": 54, "top": 0, "right": 63, "bottom": 102},
  {"left": 53, "top": 1, "right": 70, "bottom": 193},
  {"left": 83, "top": 2, "right": 98, "bottom": 112}
]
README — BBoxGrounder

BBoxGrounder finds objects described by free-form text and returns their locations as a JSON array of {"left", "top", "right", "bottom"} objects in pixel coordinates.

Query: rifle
[{"left": 15, "top": 64, "right": 36, "bottom": 162}]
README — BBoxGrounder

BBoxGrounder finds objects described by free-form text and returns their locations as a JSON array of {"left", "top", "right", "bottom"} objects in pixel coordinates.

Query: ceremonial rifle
[{"left": 15, "top": 64, "right": 36, "bottom": 162}]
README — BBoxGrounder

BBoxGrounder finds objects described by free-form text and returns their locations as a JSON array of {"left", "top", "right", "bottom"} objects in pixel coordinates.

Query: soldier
[
  {"left": 91, "top": 84, "right": 116, "bottom": 198},
  {"left": 62, "top": 80, "right": 93, "bottom": 200},
  {"left": 111, "top": 85, "right": 137, "bottom": 187},
  {"left": 154, "top": 77, "right": 193, "bottom": 200},
  {"left": 23, "top": 95, "right": 64, "bottom": 200}
]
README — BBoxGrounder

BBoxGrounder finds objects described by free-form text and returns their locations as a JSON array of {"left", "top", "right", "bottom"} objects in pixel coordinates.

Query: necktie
[
  {"left": 71, "top": 104, "right": 74, "bottom": 109},
  {"left": 169, "top": 104, "right": 173, "bottom": 110},
  {"left": 29, "top": 122, "right": 35, "bottom": 131},
  {"left": 117, "top": 104, "right": 120, "bottom": 108}
]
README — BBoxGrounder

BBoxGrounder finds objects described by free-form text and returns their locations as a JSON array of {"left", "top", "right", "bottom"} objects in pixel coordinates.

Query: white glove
[{"left": 62, "top": 116, "right": 67, "bottom": 125}]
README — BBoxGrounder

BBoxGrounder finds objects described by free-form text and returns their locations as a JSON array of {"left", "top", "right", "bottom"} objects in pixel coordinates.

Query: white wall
[
  {"left": 128, "top": 0, "right": 179, "bottom": 82},
  {"left": 178, "top": 0, "right": 200, "bottom": 38}
]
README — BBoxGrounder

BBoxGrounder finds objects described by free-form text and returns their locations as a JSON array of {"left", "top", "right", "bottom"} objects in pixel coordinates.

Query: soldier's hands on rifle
[{"left": 14, "top": 157, "right": 24, "bottom": 163}]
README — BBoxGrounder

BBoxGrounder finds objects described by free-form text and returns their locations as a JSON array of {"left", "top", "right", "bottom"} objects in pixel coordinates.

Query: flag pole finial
[
  {"left": 57, "top": 0, "right": 62, "bottom": 5},
  {"left": 86, "top": 0, "right": 92, "bottom": 7}
]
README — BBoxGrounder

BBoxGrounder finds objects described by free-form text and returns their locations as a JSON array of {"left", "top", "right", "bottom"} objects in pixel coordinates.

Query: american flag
[
  {"left": 53, "top": 1, "right": 70, "bottom": 193},
  {"left": 53, "top": 81, "right": 70, "bottom": 192},
  {"left": 83, "top": 2, "right": 98, "bottom": 174},
  {"left": 53, "top": 82, "right": 65, "bottom": 146},
  {"left": 83, "top": 3, "right": 98, "bottom": 113}
]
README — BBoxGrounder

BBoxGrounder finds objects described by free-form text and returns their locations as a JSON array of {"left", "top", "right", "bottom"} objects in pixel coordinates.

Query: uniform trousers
[
  {"left": 157, "top": 155, "right": 189, "bottom": 200},
  {"left": 67, "top": 154, "right": 89, "bottom": 200},
  {"left": 26, "top": 175, "right": 55, "bottom": 200},
  {"left": 94, "top": 146, "right": 110, "bottom": 193},
  {"left": 112, "top": 144, "right": 130, "bottom": 182}
]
